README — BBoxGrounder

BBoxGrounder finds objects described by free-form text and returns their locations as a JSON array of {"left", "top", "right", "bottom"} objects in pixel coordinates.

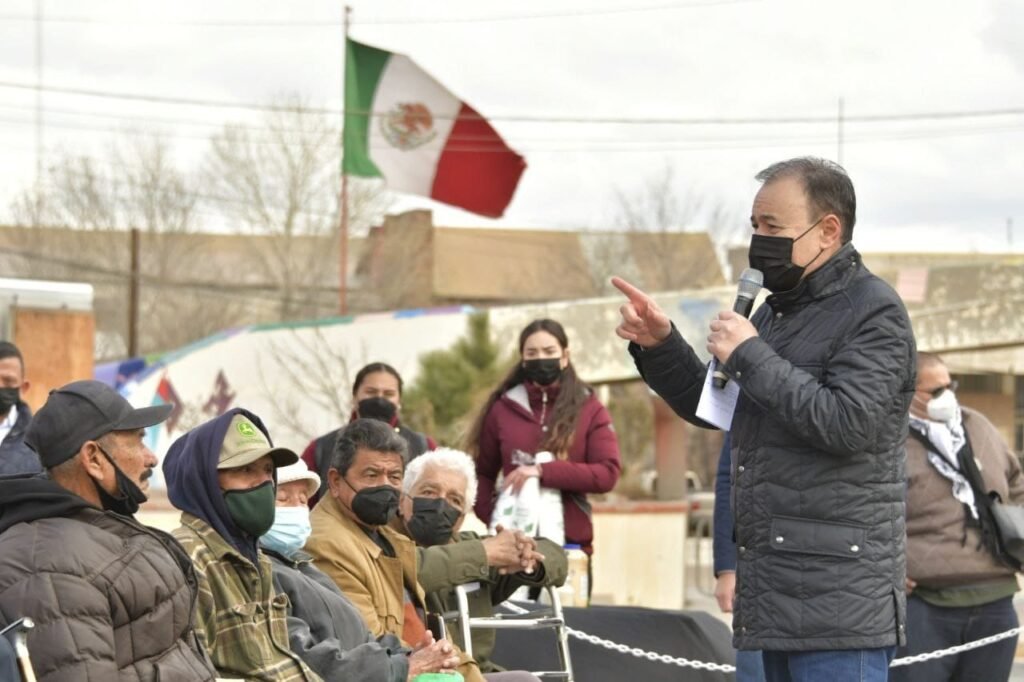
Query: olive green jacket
[{"left": 416, "top": 531, "right": 568, "bottom": 673}]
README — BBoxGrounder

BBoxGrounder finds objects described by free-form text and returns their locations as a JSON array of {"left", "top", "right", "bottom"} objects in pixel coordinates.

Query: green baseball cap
[{"left": 217, "top": 414, "right": 298, "bottom": 470}]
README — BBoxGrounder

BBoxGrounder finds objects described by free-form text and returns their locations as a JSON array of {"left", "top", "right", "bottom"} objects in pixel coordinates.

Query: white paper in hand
[{"left": 696, "top": 361, "right": 741, "bottom": 430}]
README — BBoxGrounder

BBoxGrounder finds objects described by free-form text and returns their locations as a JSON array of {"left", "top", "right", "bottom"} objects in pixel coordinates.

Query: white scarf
[{"left": 910, "top": 409, "right": 977, "bottom": 520}]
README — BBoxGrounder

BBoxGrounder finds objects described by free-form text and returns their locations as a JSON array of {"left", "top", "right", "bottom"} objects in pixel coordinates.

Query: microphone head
[{"left": 737, "top": 268, "right": 764, "bottom": 299}]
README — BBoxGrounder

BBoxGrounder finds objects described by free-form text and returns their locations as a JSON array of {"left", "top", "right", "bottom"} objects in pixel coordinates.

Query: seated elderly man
[
  {"left": 399, "top": 447, "right": 567, "bottom": 673},
  {"left": 260, "top": 459, "right": 458, "bottom": 681},
  {"left": 305, "top": 419, "right": 541, "bottom": 682},
  {"left": 0, "top": 380, "right": 217, "bottom": 681}
]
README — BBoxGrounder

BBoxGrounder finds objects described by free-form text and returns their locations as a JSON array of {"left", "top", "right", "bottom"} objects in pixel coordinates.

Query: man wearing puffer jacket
[
  {"left": 615, "top": 157, "right": 916, "bottom": 682},
  {"left": 0, "top": 380, "right": 217, "bottom": 682}
]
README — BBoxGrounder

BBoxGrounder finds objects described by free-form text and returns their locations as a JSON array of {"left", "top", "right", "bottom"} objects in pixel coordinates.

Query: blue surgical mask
[{"left": 260, "top": 505, "right": 312, "bottom": 558}]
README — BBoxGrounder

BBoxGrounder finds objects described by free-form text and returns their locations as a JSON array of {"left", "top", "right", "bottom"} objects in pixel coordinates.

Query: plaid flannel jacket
[{"left": 172, "top": 513, "right": 322, "bottom": 681}]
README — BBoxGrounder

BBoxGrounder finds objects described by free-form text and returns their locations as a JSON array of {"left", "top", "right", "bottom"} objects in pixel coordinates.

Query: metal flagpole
[
  {"left": 837, "top": 96, "right": 845, "bottom": 166},
  {"left": 338, "top": 4, "right": 352, "bottom": 314},
  {"left": 35, "top": 0, "right": 44, "bottom": 219}
]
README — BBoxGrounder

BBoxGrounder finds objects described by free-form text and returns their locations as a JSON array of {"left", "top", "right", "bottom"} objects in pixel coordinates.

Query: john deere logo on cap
[{"left": 237, "top": 421, "right": 257, "bottom": 438}]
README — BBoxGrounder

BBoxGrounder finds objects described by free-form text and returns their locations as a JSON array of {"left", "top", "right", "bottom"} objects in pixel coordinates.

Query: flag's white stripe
[{"left": 367, "top": 54, "right": 462, "bottom": 196}]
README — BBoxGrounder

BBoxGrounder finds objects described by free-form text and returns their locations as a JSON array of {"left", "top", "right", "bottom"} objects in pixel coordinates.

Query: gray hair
[
  {"left": 330, "top": 418, "right": 408, "bottom": 476},
  {"left": 755, "top": 157, "right": 857, "bottom": 243},
  {"left": 403, "top": 447, "right": 478, "bottom": 508},
  {"left": 916, "top": 351, "right": 945, "bottom": 373}
]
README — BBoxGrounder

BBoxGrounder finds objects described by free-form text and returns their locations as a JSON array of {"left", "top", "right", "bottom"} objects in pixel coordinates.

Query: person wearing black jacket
[
  {"left": 0, "top": 341, "right": 40, "bottom": 476},
  {"left": 615, "top": 157, "right": 916, "bottom": 682},
  {"left": 712, "top": 434, "right": 765, "bottom": 682},
  {"left": 301, "top": 362, "right": 435, "bottom": 507}
]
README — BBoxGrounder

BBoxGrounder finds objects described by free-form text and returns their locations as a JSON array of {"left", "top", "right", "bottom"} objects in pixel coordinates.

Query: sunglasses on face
[{"left": 921, "top": 380, "right": 958, "bottom": 399}]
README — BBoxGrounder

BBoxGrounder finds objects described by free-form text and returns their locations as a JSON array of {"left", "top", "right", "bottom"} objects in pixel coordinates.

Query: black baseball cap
[{"left": 25, "top": 380, "right": 172, "bottom": 468}]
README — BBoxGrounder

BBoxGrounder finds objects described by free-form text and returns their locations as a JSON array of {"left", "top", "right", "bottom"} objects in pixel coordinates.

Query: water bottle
[
  {"left": 413, "top": 673, "right": 465, "bottom": 681},
  {"left": 557, "top": 544, "right": 589, "bottom": 607}
]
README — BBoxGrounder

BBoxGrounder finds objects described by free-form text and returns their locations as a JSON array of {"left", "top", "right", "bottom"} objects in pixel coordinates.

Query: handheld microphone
[{"left": 711, "top": 268, "right": 763, "bottom": 389}]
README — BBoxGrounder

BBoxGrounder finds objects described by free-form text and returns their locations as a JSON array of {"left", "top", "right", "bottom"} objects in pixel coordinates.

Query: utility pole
[
  {"left": 837, "top": 97, "right": 844, "bottom": 166},
  {"left": 35, "top": 0, "right": 44, "bottom": 218},
  {"left": 338, "top": 4, "right": 352, "bottom": 315},
  {"left": 128, "top": 228, "right": 141, "bottom": 357}
]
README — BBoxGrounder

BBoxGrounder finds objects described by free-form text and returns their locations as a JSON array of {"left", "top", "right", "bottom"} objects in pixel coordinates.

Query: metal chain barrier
[
  {"left": 499, "top": 601, "right": 736, "bottom": 673},
  {"left": 499, "top": 601, "right": 1023, "bottom": 672},
  {"left": 889, "top": 626, "right": 1022, "bottom": 667}
]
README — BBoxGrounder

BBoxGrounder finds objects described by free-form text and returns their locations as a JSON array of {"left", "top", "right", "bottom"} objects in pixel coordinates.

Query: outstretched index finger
[{"left": 611, "top": 276, "right": 649, "bottom": 306}]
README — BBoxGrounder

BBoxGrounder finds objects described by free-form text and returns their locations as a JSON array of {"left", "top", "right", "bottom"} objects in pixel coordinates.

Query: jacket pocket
[
  {"left": 769, "top": 515, "right": 867, "bottom": 559},
  {"left": 793, "top": 362, "right": 823, "bottom": 380},
  {"left": 217, "top": 601, "right": 270, "bottom": 669},
  {"left": 152, "top": 640, "right": 211, "bottom": 682}
]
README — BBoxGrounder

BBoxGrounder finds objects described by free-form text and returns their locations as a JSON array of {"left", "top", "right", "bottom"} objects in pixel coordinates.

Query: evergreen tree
[{"left": 404, "top": 312, "right": 509, "bottom": 445}]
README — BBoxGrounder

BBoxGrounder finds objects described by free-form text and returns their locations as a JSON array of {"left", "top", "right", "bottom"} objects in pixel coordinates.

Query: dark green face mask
[{"left": 224, "top": 480, "right": 276, "bottom": 538}]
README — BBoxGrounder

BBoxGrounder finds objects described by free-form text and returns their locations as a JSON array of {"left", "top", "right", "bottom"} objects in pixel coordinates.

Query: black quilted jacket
[
  {"left": 632, "top": 243, "right": 916, "bottom": 651},
  {"left": 0, "top": 475, "right": 217, "bottom": 681}
]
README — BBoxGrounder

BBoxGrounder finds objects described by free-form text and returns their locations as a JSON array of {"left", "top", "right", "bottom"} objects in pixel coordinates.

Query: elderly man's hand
[
  {"left": 707, "top": 310, "right": 758, "bottom": 364},
  {"left": 510, "top": 529, "right": 545, "bottom": 575},
  {"left": 407, "top": 632, "right": 459, "bottom": 678},
  {"left": 483, "top": 526, "right": 525, "bottom": 572}
]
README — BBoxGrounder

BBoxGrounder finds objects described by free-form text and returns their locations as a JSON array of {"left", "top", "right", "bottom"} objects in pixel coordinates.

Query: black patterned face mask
[
  {"left": 405, "top": 497, "right": 462, "bottom": 547},
  {"left": 344, "top": 476, "right": 400, "bottom": 527}
]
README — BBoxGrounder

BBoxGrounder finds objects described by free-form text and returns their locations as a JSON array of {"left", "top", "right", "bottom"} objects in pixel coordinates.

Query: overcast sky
[{"left": 1, "top": 0, "right": 1023, "bottom": 252}]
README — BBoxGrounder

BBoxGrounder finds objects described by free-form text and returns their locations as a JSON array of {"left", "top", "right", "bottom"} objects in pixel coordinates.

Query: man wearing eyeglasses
[{"left": 893, "top": 353, "right": 1024, "bottom": 682}]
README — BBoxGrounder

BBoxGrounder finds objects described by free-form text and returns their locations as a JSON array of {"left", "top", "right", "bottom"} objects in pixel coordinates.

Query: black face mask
[
  {"left": 405, "top": 497, "right": 462, "bottom": 547},
  {"left": 522, "top": 358, "right": 563, "bottom": 386},
  {"left": 0, "top": 387, "right": 19, "bottom": 414},
  {"left": 357, "top": 397, "right": 398, "bottom": 424},
  {"left": 94, "top": 445, "right": 149, "bottom": 516},
  {"left": 748, "top": 218, "right": 824, "bottom": 293},
  {"left": 344, "top": 476, "right": 400, "bottom": 526}
]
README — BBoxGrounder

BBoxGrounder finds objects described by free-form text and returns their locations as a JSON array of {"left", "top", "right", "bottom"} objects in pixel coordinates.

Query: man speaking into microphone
[{"left": 613, "top": 157, "right": 916, "bottom": 682}]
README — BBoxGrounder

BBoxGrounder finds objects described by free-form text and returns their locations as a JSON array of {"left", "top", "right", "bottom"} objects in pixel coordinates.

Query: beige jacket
[
  {"left": 906, "top": 406, "right": 1024, "bottom": 587},
  {"left": 305, "top": 494, "right": 483, "bottom": 682}
]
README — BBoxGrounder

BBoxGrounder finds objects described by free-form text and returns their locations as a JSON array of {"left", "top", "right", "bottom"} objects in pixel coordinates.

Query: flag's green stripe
[{"left": 343, "top": 39, "right": 389, "bottom": 177}]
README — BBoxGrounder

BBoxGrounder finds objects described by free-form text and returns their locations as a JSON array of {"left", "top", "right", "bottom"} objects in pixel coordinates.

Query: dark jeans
[
  {"left": 737, "top": 649, "right": 766, "bottom": 682},
  {"left": 889, "top": 594, "right": 1018, "bottom": 682},
  {"left": 763, "top": 647, "right": 895, "bottom": 682}
]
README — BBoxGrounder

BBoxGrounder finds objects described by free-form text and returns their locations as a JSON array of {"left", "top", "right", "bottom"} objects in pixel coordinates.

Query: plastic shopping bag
[{"left": 490, "top": 450, "right": 565, "bottom": 546}]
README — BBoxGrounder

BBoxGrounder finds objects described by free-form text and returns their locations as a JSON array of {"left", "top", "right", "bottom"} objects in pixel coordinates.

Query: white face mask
[{"left": 926, "top": 389, "right": 959, "bottom": 423}]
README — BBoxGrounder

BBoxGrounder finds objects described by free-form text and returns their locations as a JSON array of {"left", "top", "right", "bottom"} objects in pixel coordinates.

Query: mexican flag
[{"left": 343, "top": 38, "right": 526, "bottom": 219}]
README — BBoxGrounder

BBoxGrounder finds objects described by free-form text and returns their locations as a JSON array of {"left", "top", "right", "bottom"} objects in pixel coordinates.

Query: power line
[
  {"left": 0, "top": 1, "right": 755, "bottom": 28},
  {"left": 363, "top": 0, "right": 757, "bottom": 25},
  {"left": 4, "top": 80, "right": 1024, "bottom": 126},
  {"left": 4, "top": 112, "right": 1023, "bottom": 157}
]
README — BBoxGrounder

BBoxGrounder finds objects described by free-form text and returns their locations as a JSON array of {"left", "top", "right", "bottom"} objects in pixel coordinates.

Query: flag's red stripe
[{"left": 430, "top": 102, "right": 526, "bottom": 218}]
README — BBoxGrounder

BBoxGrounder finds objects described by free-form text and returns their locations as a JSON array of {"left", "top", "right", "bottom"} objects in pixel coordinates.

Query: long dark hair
[{"left": 466, "top": 319, "right": 590, "bottom": 460}]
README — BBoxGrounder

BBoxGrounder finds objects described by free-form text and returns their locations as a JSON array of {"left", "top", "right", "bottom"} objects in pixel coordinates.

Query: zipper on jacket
[{"left": 540, "top": 389, "right": 549, "bottom": 432}]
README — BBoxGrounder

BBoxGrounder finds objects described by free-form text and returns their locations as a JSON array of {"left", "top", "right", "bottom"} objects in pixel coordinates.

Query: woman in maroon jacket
[{"left": 468, "top": 319, "right": 621, "bottom": 575}]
